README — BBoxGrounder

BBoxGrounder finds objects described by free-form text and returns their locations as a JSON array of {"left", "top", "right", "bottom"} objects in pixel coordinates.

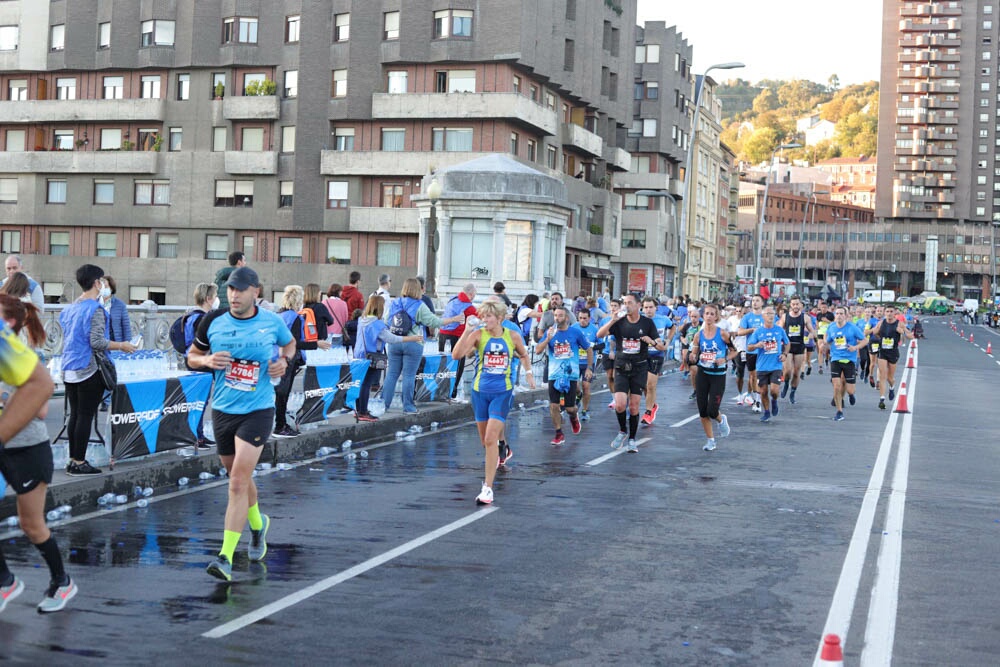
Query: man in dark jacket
[
  {"left": 214, "top": 251, "right": 245, "bottom": 309},
  {"left": 341, "top": 271, "right": 365, "bottom": 314}
]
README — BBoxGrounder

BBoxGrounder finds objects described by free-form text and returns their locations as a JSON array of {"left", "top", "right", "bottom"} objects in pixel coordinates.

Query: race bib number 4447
[
  {"left": 224, "top": 359, "right": 261, "bottom": 392},
  {"left": 484, "top": 352, "right": 509, "bottom": 373}
]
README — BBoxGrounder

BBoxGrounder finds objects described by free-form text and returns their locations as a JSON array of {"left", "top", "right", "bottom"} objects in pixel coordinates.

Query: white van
[
  {"left": 860, "top": 290, "right": 895, "bottom": 304},
  {"left": 960, "top": 298, "right": 979, "bottom": 314}
]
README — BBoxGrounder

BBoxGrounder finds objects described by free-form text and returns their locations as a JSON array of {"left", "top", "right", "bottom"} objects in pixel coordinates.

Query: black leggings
[
  {"left": 355, "top": 366, "right": 379, "bottom": 415},
  {"left": 274, "top": 361, "right": 301, "bottom": 430},
  {"left": 695, "top": 371, "right": 726, "bottom": 420},
  {"left": 65, "top": 372, "right": 104, "bottom": 461},
  {"left": 438, "top": 334, "right": 465, "bottom": 398}
]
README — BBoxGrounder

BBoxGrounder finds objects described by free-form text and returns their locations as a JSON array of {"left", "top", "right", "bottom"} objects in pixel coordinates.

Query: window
[
  {"left": 215, "top": 180, "right": 254, "bottom": 207},
  {"left": 223, "top": 17, "right": 258, "bottom": 44},
  {"left": 54, "top": 130, "right": 74, "bottom": 151},
  {"left": 503, "top": 220, "right": 532, "bottom": 281},
  {"left": 387, "top": 71, "right": 408, "bottom": 94},
  {"left": 646, "top": 82, "right": 659, "bottom": 99},
  {"left": 243, "top": 72, "right": 265, "bottom": 94},
  {"left": 547, "top": 145, "right": 557, "bottom": 169},
  {"left": 327, "top": 181, "right": 348, "bottom": 208},
  {"left": 241, "top": 127, "right": 264, "bottom": 152},
  {"left": 327, "top": 238, "right": 351, "bottom": 264},
  {"left": 527, "top": 139, "right": 537, "bottom": 162},
  {"left": 47, "top": 180, "right": 67, "bottom": 204},
  {"left": 0, "top": 179, "right": 16, "bottom": 204},
  {"left": 212, "top": 72, "right": 226, "bottom": 95},
  {"left": 141, "top": 20, "right": 175, "bottom": 47},
  {"left": 286, "top": 15, "right": 300, "bottom": 43},
  {"left": 156, "top": 234, "right": 178, "bottom": 259},
  {"left": 103, "top": 76, "right": 124, "bottom": 99},
  {"left": 205, "top": 234, "right": 228, "bottom": 260},
  {"left": 630, "top": 156, "right": 651, "bottom": 173},
  {"left": 450, "top": 219, "right": 492, "bottom": 278},
  {"left": 279, "top": 237, "right": 303, "bottom": 263},
  {"left": 96, "top": 233, "right": 117, "bottom": 257},
  {"left": 382, "top": 184, "right": 404, "bottom": 208},
  {"left": 98, "top": 22, "right": 110, "bottom": 48},
  {"left": 332, "top": 69, "right": 347, "bottom": 97},
  {"left": 8, "top": 79, "right": 27, "bottom": 101},
  {"left": 381, "top": 129, "right": 405, "bottom": 151},
  {"left": 0, "top": 26, "right": 18, "bottom": 51},
  {"left": 334, "top": 127, "right": 354, "bottom": 151},
  {"left": 435, "top": 69, "right": 475, "bottom": 93},
  {"left": 279, "top": 181, "right": 293, "bottom": 208},
  {"left": 566, "top": 0, "right": 577, "bottom": 19},
  {"left": 636, "top": 44, "right": 660, "bottom": 63},
  {"left": 1, "top": 230, "right": 21, "bottom": 253},
  {"left": 334, "top": 13, "right": 350, "bottom": 41},
  {"left": 5, "top": 129, "right": 25, "bottom": 152},
  {"left": 49, "top": 232, "right": 70, "bottom": 256},
  {"left": 642, "top": 119, "right": 657, "bottom": 137},
  {"left": 93, "top": 180, "right": 114, "bottom": 205},
  {"left": 281, "top": 126, "right": 295, "bottom": 153},
  {"left": 99, "top": 128, "right": 121, "bottom": 150},
  {"left": 510, "top": 132, "right": 519, "bottom": 155},
  {"left": 141, "top": 75, "right": 161, "bottom": 99},
  {"left": 377, "top": 241, "right": 401, "bottom": 266},
  {"left": 284, "top": 70, "right": 297, "bottom": 98},
  {"left": 134, "top": 180, "right": 170, "bottom": 205},
  {"left": 434, "top": 9, "right": 474, "bottom": 38},
  {"left": 56, "top": 77, "right": 76, "bottom": 100},
  {"left": 176, "top": 73, "right": 190, "bottom": 100},
  {"left": 137, "top": 233, "right": 150, "bottom": 258},
  {"left": 432, "top": 127, "right": 473, "bottom": 151},
  {"left": 564, "top": 39, "right": 575, "bottom": 71},
  {"left": 137, "top": 128, "right": 159, "bottom": 151},
  {"left": 213, "top": 127, "right": 226, "bottom": 151},
  {"left": 50, "top": 24, "right": 65, "bottom": 51},
  {"left": 622, "top": 229, "right": 646, "bottom": 249},
  {"left": 384, "top": 11, "right": 399, "bottom": 40},
  {"left": 168, "top": 127, "right": 182, "bottom": 151}
]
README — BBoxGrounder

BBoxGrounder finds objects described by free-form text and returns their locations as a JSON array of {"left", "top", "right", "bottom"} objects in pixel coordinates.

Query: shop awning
[{"left": 581, "top": 266, "right": 614, "bottom": 279}]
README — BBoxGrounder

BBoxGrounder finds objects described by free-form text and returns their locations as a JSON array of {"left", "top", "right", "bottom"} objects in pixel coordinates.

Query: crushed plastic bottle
[
  {"left": 430, "top": 421, "right": 440, "bottom": 430},
  {"left": 216, "top": 468, "right": 227, "bottom": 477},
  {"left": 56, "top": 505, "right": 71, "bottom": 514},
  {"left": 359, "top": 450, "right": 369, "bottom": 459},
  {"left": 177, "top": 447, "right": 196, "bottom": 457},
  {"left": 395, "top": 431, "right": 407, "bottom": 440},
  {"left": 177, "top": 477, "right": 189, "bottom": 486},
  {"left": 276, "top": 462, "right": 293, "bottom": 471},
  {"left": 316, "top": 446, "right": 335, "bottom": 457},
  {"left": 341, "top": 440, "right": 353, "bottom": 451},
  {"left": 46, "top": 510, "right": 61, "bottom": 522},
  {"left": 6, "top": 516, "right": 19, "bottom": 527},
  {"left": 404, "top": 434, "right": 416, "bottom": 442},
  {"left": 142, "top": 487, "right": 154, "bottom": 497},
  {"left": 136, "top": 499, "right": 149, "bottom": 508},
  {"left": 345, "top": 452, "right": 357, "bottom": 461},
  {"left": 408, "top": 425, "right": 422, "bottom": 434},
  {"left": 198, "top": 472, "right": 214, "bottom": 480},
  {"left": 258, "top": 462, "right": 272, "bottom": 470},
  {"left": 133, "top": 486, "right": 144, "bottom": 498},
  {"left": 115, "top": 495, "right": 128, "bottom": 504}
]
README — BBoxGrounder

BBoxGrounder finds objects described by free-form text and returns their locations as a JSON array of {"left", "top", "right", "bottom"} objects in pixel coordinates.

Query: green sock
[
  {"left": 220, "top": 530, "right": 242, "bottom": 562},
  {"left": 247, "top": 503, "right": 263, "bottom": 531}
]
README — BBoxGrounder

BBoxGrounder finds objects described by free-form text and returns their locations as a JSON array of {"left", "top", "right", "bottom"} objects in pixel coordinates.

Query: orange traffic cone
[
  {"left": 819, "top": 634, "right": 844, "bottom": 666},
  {"left": 894, "top": 382, "right": 911, "bottom": 413},
  {"left": 988, "top": 342, "right": 993, "bottom": 355},
  {"left": 907, "top": 352, "right": 916, "bottom": 368},
  {"left": 961, "top": 329, "right": 965, "bottom": 338},
  {"left": 970, "top": 333, "right": 974, "bottom": 344}
]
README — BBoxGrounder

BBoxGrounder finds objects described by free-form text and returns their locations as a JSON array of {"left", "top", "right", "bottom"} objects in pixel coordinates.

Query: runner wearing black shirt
[{"left": 596, "top": 294, "right": 657, "bottom": 453}]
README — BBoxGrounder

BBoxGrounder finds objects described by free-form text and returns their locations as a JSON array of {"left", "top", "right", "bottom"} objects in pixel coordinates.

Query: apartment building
[
  {"left": 877, "top": 0, "right": 999, "bottom": 299},
  {"left": 0, "top": 0, "right": 636, "bottom": 304}
]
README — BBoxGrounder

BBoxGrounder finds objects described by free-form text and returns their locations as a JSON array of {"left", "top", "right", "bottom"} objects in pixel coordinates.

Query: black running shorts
[{"left": 213, "top": 408, "right": 275, "bottom": 456}]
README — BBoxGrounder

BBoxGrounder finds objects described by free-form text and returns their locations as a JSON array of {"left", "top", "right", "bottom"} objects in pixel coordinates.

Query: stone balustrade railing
[{"left": 40, "top": 302, "right": 188, "bottom": 358}]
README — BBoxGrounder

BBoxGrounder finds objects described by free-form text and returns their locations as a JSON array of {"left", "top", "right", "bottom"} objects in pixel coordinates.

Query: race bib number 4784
[{"left": 224, "top": 359, "right": 261, "bottom": 392}]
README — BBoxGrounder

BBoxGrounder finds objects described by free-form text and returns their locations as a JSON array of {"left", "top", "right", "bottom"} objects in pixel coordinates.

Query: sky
[{"left": 636, "top": 0, "right": 883, "bottom": 86}]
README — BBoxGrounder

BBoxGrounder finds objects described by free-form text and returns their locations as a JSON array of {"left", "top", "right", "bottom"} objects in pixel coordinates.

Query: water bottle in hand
[
  {"left": 466, "top": 315, "right": 481, "bottom": 330},
  {"left": 270, "top": 354, "right": 282, "bottom": 386}
]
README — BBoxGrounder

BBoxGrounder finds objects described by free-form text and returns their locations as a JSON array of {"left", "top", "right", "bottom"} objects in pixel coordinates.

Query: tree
[
  {"left": 742, "top": 127, "right": 780, "bottom": 164},
  {"left": 752, "top": 88, "right": 780, "bottom": 114},
  {"left": 828, "top": 74, "right": 840, "bottom": 93}
]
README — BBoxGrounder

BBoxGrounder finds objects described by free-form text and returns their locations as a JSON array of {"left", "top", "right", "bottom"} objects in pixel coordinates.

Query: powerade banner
[
  {"left": 297, "top": 360, "right": 370, "bottom": 425},
  {"left": 413, "top": 354, "right": 460, "bottom": 404},
  {"left": 111, "top": 373, "right": 212, "bottom": 460}
]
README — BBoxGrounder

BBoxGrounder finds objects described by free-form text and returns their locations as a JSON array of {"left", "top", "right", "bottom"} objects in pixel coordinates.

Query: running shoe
[
  {"left": 806, "top": 366, "right": 812, "bottom": 376},
  {"left": 37, "top": 577, "right": 77, "bottom": 613},
  {"left": 66, "top": 461, "right": 102, "bottom": 476},
  {"left": 869, "top": 375, "right": 876, "bottom": 388},
  {"left": 888, "top": 386, "right": 896, "bottom": 400},
  {"left": 818, "top": 367, "right": 823, "bottom": 375},
  {"left": 196, "top": 438, "right": 215, "bottom": 451},
  {"left": 831, "top": 398, "right": 836, "bottom": 407},
  {"left": 1, "top": 576, "right": 24, "bottom": 613},
  {"left": 206, "top": 554, "right": 233, "bottom": 582},
  {"left": 752, "top": 401, "right": 762, "bottom": 414},
  {"left": 789, "top": 388, "right": 797, "bottom": 404},
  {"left": 833, "top": 411, "right": 845, "bottom": 422},
  {"left": 718, "top": 414, "right": 731, "bottom": 438},
  {"left": 475, "top": 484, "right": 494, "bottom": 505},
  {"left": 848, "top": 393, "right": 856, "bottom": 406},
  {"left": 626, "top": 439, "right": 639, "bottom": 453},
  {"left": 744, "top": 394, "right": 755, "bottom": 406},
  {"left": 579, "top": 410, "right": 590, "bottom": 422},
  {"left": 688, "top": 391, "right": 696, "bottom": 400},
  {"left": 570, "top": 416, "right": 581, "bottom": 435},
  {"left": 800, "top": 371, "right": 805, "bottom": 380},
  {"left": 703, "top": 438, "right": 717, "bottom": 452},
  {"left": 759, "top": 410, "right": 771, "bottom": 423},
  {"left": 771, "top": 399, "right": 779, "bottom": 416},
  {"left": 649, "top": 403, "right": 659, "bottom": 422},
  {"left": 272, "top": 426, "right": 300, "bottom": 439},
  {"left": 608, "top": 400, "right": 615, "bottom": 409},
  {"left": 551, "top": 430, "right": 565, "bottom": 445},
  {"left": 879, "top": 397, "right": 886, "bottom": 410},
  {"left": 640, "top": 410, "right": 653, "bottom": 425},
  {"left": 610, "top": 431, "right": 627, "bottom": 449},
  {"left": 499, "top": 443, "right": 513, "bottom": 466},
  {"left": 781, "top": 382, "right": 789, "bottom": 398},
  {"left": 355, "top": 413, "right": 379, "bottom": 423},
  {"left": 733, "top": 392, "right": 745, "bottom": 405},
  {"left": 248, "top": 514, "right": 270, "bottom": 562}
]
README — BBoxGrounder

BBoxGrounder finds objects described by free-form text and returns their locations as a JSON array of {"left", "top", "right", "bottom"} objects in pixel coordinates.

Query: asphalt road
[{"left": 0, "top": 316, "right": 997, "bottom": 665}]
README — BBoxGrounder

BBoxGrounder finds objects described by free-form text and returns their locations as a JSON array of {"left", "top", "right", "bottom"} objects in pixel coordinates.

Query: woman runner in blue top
[
  {"left": 690, "top": 304, "right": 736, "bottom": 452},
  {"left": 451, "top": 301, "right": 533, "bottom": 505}
]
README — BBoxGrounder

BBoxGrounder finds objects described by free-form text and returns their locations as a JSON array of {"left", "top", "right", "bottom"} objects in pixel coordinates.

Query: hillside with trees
[{"left": 716, "top": 76, "right": 879, "bottom": 164}]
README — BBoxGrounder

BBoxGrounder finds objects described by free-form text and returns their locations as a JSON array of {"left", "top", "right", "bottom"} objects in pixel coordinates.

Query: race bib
[
  {"left": 788, "top": 325, "right": 801, "bottom": 336},
  {"left": 622, "top": 339, "right": 640, "bottom": 354},
  {"left": 484, "top": 352, "right": 509, "bottom": 373},
  {"left": 871, "top": 343, "right": 880, "bottom": 352},
  {"left": 881, "top": 337, "right": 894, "bottom": 349},
  {"left": 224, "top": 359, "right": 261, "bottom": 392},
  {"left": 553, "top": 342, "right": 572, "bottom": 359},
  {"left": 834, "top": 335, "right": 847, "bottom": 351},
  {"left": 699, "top": 350, "right": 718, "bottom": 365},
  {"left": 763, "top": 339, "right": 778, "bottom": 353}
]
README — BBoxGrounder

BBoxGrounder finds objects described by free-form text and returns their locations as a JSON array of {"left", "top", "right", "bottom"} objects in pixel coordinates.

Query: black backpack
[
  {"left": 389, "top": 298, "right": 420, "bottom": 336},
  {"left": 169, "top": 315, "right": 187, "bottom": 354}
]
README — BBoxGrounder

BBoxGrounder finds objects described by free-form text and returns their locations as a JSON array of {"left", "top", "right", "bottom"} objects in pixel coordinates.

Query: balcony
[
  {"left": 321, "top": 150, "right": 484, "bottom": 176},
  {"left": 371, "top": 93, "right": 559, "bottom": 135},
  {"left": 222, "top": 95, "right": 280, "bottom": 120},
  {"left": 347, "top": 206, "right": 418, "bottom": 234},
  {"left": 224, "top": 151, "right": 278, "bottom": 175},
  {"left": 615, "top": 171, "right": 668, "bottom": 191},
  {"left": 560, "top": 123, "right": 603, "bottom": 158},
  {"left": 603, "top": 146, "right": 632, "bottom": 172},
  {"left": 0, "top": 150, "right": 159, "bottom": 174},
  {"left": 0, "top": 98, "right": 167, "bottom": 124}
]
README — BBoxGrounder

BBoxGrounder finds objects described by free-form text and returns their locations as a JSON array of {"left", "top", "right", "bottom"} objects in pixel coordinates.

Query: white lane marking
[
  {"left": 202, "top": 507, "right": 499, "bottom": 639},
  {"left": 812, "top": 361, "right": 912, "bottom": 665},
  {"left": 585, "top": 437, "right": 651, "bottom": 466},
  {"left": 670, "top": 414, "right": 700, "bottom": 428},
  {"left": 861, "top": 366, "right": 917, "bottom": 666}
]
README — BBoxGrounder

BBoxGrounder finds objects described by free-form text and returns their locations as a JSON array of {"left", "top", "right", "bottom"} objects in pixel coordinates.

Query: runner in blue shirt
[
  {"left": 189, "top": 267, "right": 296, "bottom": 582},
  {"left": 735, "top": 295, "right": 766, "bottom": 412},
  {"left": 571, "top": 309, "right": 600, "bottom": 421},
  {"left": 640, "top": 296, "right": 672, "bottom": 425},
  {"left": 534, "top": 306, "right": 593, "bottom": 444},
  {"left": 825, "top": 305, "right": 869, "bottom": 421},
  {"left": 597, "top": 299, "right": 621, "bottom": 410},
  {"left": 746, "top": 305, "right": 790, "bottom": 423}
]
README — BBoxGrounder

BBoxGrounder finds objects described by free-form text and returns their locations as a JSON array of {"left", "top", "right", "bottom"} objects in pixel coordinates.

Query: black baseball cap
[{"left": 225, "top": 267, "right": 260, "bottom": 290}]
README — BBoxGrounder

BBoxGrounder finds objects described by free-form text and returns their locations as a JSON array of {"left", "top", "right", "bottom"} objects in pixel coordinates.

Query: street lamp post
[
  {"left": 425, "top": 177, "right": 442, "bottom": 296},
  {"left": 754, "top": 142, "right": 802, "bottom": 295},
  {"left": 678, "top": 61, "right": 745, "bottom": 299},
  {"left": 837, "top": 216, "right": 852, "bottom": 299}
]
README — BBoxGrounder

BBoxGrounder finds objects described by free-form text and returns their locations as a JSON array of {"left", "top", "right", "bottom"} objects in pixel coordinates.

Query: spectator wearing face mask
[{"left": 101, "top": 276, "right": 132, "bottom": 345}]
